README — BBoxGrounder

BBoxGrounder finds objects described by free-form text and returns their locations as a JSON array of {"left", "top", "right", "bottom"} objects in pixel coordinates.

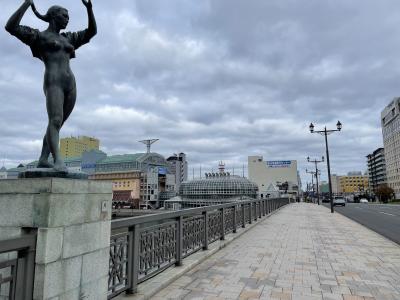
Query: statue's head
[
  {"left": 32, "top": 4, "right": 69, "bottom": 29},
  {"left": 47, "top": 6, "right": 69, "bottom": 29}
]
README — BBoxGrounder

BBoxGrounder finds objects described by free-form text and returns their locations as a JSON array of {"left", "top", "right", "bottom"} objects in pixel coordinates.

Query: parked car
[
  {"left": 333, "top": 196, "right": 346, "bottom": 206},
  {"left": 360, "top": 198, "right": 368, "bottom": 203}
]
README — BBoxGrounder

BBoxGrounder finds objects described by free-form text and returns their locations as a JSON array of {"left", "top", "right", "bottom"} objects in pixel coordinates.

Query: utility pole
[{"left": 307, "top": 156, "right": 324, "bottom": 205}]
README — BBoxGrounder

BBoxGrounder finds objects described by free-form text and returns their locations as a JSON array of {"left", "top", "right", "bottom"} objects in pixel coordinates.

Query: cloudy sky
[{"left": 1, "top": 0, "right": 398, "bottom": 183}]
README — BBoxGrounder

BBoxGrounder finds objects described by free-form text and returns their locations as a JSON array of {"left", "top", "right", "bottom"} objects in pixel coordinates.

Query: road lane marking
[{"left": 380, "top": 212, "right": 395, "bottom": 216}]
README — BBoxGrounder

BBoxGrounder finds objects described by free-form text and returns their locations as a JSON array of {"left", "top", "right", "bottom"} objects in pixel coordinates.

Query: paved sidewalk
[{"left": 152, "top": 203, "right": 400, "bottom": 300}]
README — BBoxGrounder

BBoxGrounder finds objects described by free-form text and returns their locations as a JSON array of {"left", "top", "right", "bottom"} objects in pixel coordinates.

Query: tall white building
[
  {"left": 167, "top": 153, "right": 188, "bottom": 191},
  {"left": 330, "top": 174, "right": 340, "bottom": 194},
  {"left": 381, "top": 97, "right": 400, "bottom": 197},
  {"left": 248, "top": 156, "right": 299, "bottom": 198}
]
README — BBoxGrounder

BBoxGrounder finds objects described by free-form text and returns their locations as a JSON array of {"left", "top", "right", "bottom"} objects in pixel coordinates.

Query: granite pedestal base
[{"left": 0, "top": 178, "right": 112, "bottom": 300}]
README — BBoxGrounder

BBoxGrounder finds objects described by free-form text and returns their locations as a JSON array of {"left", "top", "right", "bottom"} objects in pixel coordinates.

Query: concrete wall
[{"left": 0, "top": 178, "right": 112, "bottom": 300}]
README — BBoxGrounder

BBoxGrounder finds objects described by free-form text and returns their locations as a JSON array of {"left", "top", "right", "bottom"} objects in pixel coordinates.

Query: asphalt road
[{"left": 322, "top": 203, "right": 400, "bottom": 244}]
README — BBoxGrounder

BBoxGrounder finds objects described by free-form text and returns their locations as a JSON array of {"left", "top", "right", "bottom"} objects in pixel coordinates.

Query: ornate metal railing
[
  {"left": 0, "top": 233, "right": 36, "bottom": 300},
  {"left": 108, "top": 197, "right": 291, "bottom": 299}
]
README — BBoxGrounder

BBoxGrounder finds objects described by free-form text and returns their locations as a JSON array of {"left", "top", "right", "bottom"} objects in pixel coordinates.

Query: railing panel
[
  {"left": 244, "top": 205, "right": 250, "bottom": 224},
  {"left": 0, "top": 258, "right": 17, "bottom": 299},
  {"left": 224, "top": 207, "right": 235, "bottom": 234},
  {"left": 236, "top": 205, "right": 244, "bottom": 228},
  {"left": 207, "top": 211, "right": 222, "bottom": 243},
  {"left": 108, "top": 232, "right": 130, "bottom": 298},
  {"left": 138, "top": 221, "right": 177, "bottom": 282},
  {"left": 0, "top": 234, "right": 36, "bottom": 300},
  {"left": 182, "top": 215, "right": 205, "bottom": 258}
]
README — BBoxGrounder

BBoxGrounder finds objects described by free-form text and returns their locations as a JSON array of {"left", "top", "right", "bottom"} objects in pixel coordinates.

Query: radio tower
[
  {"left": 218, "top": 161, "right": 225, "bottom": 174},
  {"left": 138, "top": 139, "right": 159, "bottom": 153}
]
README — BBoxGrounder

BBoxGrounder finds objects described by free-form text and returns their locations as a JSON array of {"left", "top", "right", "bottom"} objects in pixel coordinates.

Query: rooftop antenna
[
  {"left": 242, "top": 164, "right": 245, "bottom": 177},
  {"left": 138, "top": 139, "right": 159, "bottom": 153}
]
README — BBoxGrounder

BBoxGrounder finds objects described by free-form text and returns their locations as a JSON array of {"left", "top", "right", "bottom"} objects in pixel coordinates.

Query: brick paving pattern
[{"left": 152, "top": 203, "right": 400, "bottom": 300}]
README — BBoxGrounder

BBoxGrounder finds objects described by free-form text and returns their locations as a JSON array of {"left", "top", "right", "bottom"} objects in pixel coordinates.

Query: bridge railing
[
  {"left": 0, "top": 233, "right": 36, "bottom": 300},
  {"left": 108, "top": 197, "right": 291, "bottom": 299}
]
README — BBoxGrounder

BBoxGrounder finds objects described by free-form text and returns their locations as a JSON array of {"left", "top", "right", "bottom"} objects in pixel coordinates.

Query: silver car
[{"left": 333, "top": 197, "right": 346, "bottom": 206}]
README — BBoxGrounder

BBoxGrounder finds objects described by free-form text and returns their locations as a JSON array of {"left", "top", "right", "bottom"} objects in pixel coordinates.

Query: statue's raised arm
[
  {"left": 61, "top": 0, "right": 97, "bottom": 50},
  {"left": 5, "top": 0, "right": 38, "bottom": 47},
  {"left": 82, "top": 0, "right": 97, "bottom": 39}
]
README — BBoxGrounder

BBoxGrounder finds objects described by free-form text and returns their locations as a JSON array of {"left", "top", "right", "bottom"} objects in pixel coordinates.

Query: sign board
[
  {"left": 158, "top": 167, "right": 167, "bottom": 175},
  {"left": 266, "top": 161, "right": 292, "bottom": 168}
]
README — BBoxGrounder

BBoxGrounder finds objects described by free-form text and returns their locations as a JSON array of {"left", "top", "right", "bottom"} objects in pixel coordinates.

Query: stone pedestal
[{"left": 0, "top": 178, "right": 112, "bottom": 300}]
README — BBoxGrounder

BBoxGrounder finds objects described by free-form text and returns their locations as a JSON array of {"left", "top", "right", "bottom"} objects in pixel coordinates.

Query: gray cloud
[{"left": 1, "top": 0, "right": 398, "bottom": 184}]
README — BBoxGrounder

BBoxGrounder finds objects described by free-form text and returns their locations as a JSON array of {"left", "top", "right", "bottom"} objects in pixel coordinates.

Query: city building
[
  {"left": 90, "top": 152, "right": 175, "bottom": 209},
  {"left": 338, "top": 173, "right": 369, "bottom": 194},
  {"left": 0, "top": 166, "right": 7, "bottom": 179},
  {"left": 166, "top": 153, "right": 188, "bottom": 191},
  {"left": 90, "top": 170, "right": 142, "bottom": 208},
  {"left": 366, "top": 147, "right": 387, "bottom": 194},
  {"left": 81, "top": 150, "right": 107, "bottom": 175},
  {"left": 381, "top": 97, "right": 400, "bottom": 197},
  {"left": 60, "top": 136, "right": 100, "bottom": 159},
  {"left": 248, "top": 156, "right": 299, "bottom": 198}
]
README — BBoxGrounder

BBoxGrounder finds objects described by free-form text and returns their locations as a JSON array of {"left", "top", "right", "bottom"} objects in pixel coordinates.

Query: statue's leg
[
  {"left": 45, "top": 86, "right": 67, "bottom": 172},
  {"left": 62, "top": 86, "right": 76, "bottom": 127},
  {"left": 37, "top": 136, "right": 53, "bottom": 168}
]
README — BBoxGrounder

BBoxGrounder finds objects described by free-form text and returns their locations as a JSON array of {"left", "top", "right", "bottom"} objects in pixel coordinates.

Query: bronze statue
[{"left": 5, "top": 0, "right": 97, "bottom": 172}]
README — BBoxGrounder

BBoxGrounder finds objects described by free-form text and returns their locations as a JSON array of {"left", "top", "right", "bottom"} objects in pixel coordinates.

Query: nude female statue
[{"left": 5, "top": 0, "right": 97, "bottom": 172}]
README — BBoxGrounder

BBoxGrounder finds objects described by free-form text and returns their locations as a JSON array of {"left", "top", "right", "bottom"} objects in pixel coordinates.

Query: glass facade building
[{"left": 179, "top": 174, "right": 258, "bottom": 200}]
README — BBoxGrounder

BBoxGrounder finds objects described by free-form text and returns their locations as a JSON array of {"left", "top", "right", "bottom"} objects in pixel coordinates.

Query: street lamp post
[
  {"left": 307, "top": 156, "right": 324, "bottom": 205},
  {"left": 309, "top": 121, "right": 342, "bottom": 213}
]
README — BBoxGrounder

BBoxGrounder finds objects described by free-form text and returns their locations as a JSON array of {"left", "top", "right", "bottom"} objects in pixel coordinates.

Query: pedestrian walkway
[{"left": 152, "top": 203, "right": 400, "bottom": 300}]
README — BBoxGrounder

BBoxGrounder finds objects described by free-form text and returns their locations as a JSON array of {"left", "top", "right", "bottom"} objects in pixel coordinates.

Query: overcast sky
[{"left": 1, "top": 0, "right": 398, "bottom": 184}]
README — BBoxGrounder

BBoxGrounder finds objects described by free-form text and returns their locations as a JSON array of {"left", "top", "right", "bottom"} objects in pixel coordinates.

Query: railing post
[
  {"left": 233, "top": 205, "right": 237, "bottom": 233},
  {"left": 256, "top": 201, "right": 259, "bottom": 219},
  {"left": 127, "top": 224, "right": 140, "bottom": 294},
  {"left": 220, "top": 208, "right": 225, "bottom": 240},
  {"left": 203, "top": 211, "right": 209, "bottom": 250},
  {"left": 259, "top": 201, "right": 262, "bottom": 218},
  {"left": 176, "top": 216, "right": 183, "bottom": 266},
  {"left": 249, "top": 202, "right": 252, "bottom": 224},
  {"left": 262, "top": 200, "right": 266, "bottom": 216},
  {"left": 242, "top": 204, "right": 246, "bottom": 228}
]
